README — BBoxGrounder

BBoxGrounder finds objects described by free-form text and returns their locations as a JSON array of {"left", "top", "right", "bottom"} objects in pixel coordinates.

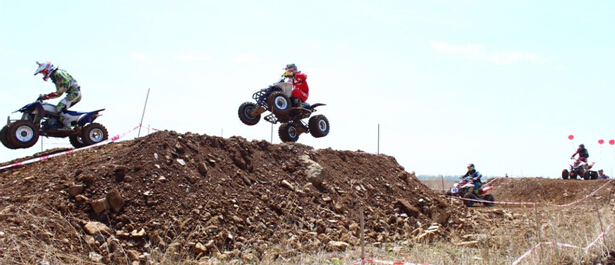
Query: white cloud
[
  {"left": 173, "top": 51, "right": 214, "bottom": 62},
  {"left": 130, "top": 52, "right": 149, "bottom": 61},
  {"left": 428, "top": 41, "right": 545, "bottom": 65}
]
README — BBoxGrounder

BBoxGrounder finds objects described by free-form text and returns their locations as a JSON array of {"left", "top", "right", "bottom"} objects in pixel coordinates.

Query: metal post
[
  {"left": 137, "top": 88, "right": 150, "bottom": 137},
  {"left": 377, "top": 124, "right": 380, "bottom": 155}
]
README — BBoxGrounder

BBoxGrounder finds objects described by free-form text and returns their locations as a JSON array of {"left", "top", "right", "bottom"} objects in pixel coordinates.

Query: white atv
[
  {"left": 238, "top": 79, "right": 330, "bottom": 143},
  {"left": 1, "top": 95, "right": 108, "bottom": 149}
]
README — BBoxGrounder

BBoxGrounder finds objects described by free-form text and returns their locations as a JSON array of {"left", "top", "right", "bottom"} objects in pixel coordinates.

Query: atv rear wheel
[
  {"left": 483, "top": 194, "right": 495, "bottom": 207},
  {"left": 81, "top": 123, "right": 109, "bottom": 146},
  {"left": 7, "top": 120, "right": 39, "bottom": 149},
  {"left": 561, "top": 169, "right": 569, "bottom": 180},
  {"left": 570, "top": 171, "right": 578, "bottom": 180},
  {"left": 463, "top": 193, "right": 477, "bottom": 207},
  {"left": 1, "top": 125, "right": 19, "bottom": 150},
  {"left": 69, "top": 135, "right": 86, "bottom": 149},
  {"left": 308, "top": 115, "right": 330, "bottom": 138},
  {"left": 267, "top": 91, "right": 291, "bottom": 116},
  {"left": 582, "top": 171, "right": 590, "bottom": 180},
  {"left": 278, "top": 123, "right": 300, "bottom": 143},
  {"left": 1, "top": 125, "right": 15, "bottom": 149},
  {"left": 238, "top": 102, "right": 262, "bottom": 126}
]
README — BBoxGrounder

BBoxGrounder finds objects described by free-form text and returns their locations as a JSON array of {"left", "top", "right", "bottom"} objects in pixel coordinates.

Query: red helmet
[{"left": 34, "top": 61, "right": 58, "bottom": 82}]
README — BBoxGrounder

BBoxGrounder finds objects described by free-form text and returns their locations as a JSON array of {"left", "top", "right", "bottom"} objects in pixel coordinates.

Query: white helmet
[{"left": 34, "top": 61, "right": 58, "bottom": 82}]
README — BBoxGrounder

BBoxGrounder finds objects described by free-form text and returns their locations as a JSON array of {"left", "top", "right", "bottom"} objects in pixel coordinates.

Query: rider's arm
[
  {"left": 54, "top": 70, "right": 77, "bottom": 97},
  {"left": 474, "top": 172, "right": 483, "bottom": 182}
]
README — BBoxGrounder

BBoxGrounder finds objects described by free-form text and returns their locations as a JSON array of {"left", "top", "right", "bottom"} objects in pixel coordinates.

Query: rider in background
[
  {"left": 571, "top": 144, "right": 589, "bottom": 162},
  {"left": 462, "top": 163, "right": 483, "bottom": 195},
  {"left": 34, "top": 61, "right": 82, "bottom": 130},
  {"left": 282, "top": 63, "right": 309, "bottom": 108},
  {"left": 598, "top": 169, "right": 609, "bottom": 179}
]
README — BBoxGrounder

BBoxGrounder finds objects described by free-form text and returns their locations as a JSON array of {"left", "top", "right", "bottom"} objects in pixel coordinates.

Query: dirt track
[{"left": 0, "top": 130, "right": 613, "bottom": 264}]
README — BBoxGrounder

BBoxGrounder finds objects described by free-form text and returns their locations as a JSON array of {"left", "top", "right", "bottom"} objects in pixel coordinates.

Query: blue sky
[{"left": 1, "top": 0, "right": 614, "bottom": 177}]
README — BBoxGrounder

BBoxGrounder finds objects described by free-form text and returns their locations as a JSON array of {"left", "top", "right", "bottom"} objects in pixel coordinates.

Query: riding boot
[{"left": 58, "top": 114, "right": 72, "bottom": 131}]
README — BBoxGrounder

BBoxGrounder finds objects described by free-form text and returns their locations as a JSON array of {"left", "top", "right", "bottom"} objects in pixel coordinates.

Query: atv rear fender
[{"left": 76, "top": 109, "right": 105, "bottom": 126}]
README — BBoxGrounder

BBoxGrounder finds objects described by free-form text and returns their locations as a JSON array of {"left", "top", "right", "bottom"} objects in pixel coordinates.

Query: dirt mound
[
  {"left": 487, "top": 177, "right": 613, "bottom": 205},
  {"left": 0, "top": 131, "right": 457, "bottom": 264}
]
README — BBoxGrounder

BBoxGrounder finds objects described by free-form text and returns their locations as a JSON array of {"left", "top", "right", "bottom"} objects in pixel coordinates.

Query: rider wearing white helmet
[{"left": 34, "top": 61, "right": 82, "bottom": 130}]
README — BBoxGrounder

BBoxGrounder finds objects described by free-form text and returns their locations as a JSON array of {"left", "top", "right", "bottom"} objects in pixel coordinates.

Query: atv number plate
[{"left": 451, "top": 188, "right": 458, "bottom": 194}]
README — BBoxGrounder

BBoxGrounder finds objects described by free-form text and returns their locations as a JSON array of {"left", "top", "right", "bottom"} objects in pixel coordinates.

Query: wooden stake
[
  {"left": 534, "top": 193, "right": 543, "bottom": 263},
  {"left": 360, "top": 206, "right": 365, "bottom": 264},
  {"left": 594, "top": 197, "right": 607, "bottom": 255}
]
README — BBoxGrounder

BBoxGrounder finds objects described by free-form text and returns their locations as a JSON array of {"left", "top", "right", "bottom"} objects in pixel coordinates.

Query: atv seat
[{"left": 65, "top": 109, "right": 106, "bottom": 116}]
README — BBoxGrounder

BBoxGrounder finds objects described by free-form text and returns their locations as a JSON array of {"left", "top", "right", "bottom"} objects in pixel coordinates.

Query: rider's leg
[
  {"left": 56, "top": 91, "right": 81, "bottom": 129},
  {"left": 466, "top": 185, "right": 474, "bottom": 196},
  {"left": 473, "top": 182, "right": 481, "bottom": 194}
]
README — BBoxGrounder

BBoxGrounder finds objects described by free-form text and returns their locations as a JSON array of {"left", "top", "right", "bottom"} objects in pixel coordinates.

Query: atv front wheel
[
  {"left": 308, "top": 115, "right": 330, "bottom": 138},
  {"left": 7, "top": 120, "right": 39, "bottom": 149},
  {"left": 582, "top": 171, "right": 590, "bottom": 180},
  {"left": 463, "top": 193, "right": 477, "bottom": 207},
  {"left": 1, "top": 125, "right": 19, "bottom": 150},
  {"left": 267, "top": 91, "right": 291, "bottom": 116},
  {"left": 590, "top": 171, "right": 599, "bottom": 180},
  {"left": 278, "top": 123, "right": 300, "bottom": 142},
  {"left": 561, "top": 169, "right": 569, "bottom": 180},
  {"left": 483, "top": 194, "right": 495, "bottom": 207},
  {"left": 570, "top": 171, "right": 578, "bottom": 180},
  {"left": 81, "top": 123, "right": 109, "bottom": 146},
  {"left": 238, "top": 102, "right": 262, "bottom": 126}
]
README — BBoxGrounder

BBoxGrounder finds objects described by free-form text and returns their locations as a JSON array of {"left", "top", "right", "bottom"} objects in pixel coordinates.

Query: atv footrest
[{"left": 264, "top": 114, "right": 278, "bottom": 124}]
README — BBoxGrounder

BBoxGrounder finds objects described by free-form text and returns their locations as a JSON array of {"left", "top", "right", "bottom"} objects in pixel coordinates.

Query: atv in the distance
[
  {"left": 562, "top": 158, "right": 598, "bottom": 180},
  {"left": 238, "top": 79, "right": 330, "bottom": 143}
]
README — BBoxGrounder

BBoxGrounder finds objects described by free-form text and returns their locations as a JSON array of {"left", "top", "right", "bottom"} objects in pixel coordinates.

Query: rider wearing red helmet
[
  {"left": 282, "top": 63, "right": 309, "bottom": 108},
  {"left": 34, "top": 61, "right": 82, "bottom": 130}
]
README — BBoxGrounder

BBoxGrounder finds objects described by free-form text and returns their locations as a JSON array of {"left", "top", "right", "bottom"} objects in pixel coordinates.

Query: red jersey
[{"left": 291, "top": 72, "right": 309, "bottom": 102}]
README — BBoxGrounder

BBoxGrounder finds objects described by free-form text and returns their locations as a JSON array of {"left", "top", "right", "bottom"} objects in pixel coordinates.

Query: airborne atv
[
  {"left": 562, "top": 158, "right": 598, "bottom": 180},
  {"left": 238, "top": 79, "right": 330, "bottom": 143},
  {"left": 1, "top": 95, "right": 108, "bottom": 150}
]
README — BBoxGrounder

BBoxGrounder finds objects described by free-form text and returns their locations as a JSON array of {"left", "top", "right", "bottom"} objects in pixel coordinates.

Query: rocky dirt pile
[
  {"left": 0, "top": 131, "right": 463, "bottom": 264},
  {"left": 488, "top": 177, "right": 613, "bottom": 205}
]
